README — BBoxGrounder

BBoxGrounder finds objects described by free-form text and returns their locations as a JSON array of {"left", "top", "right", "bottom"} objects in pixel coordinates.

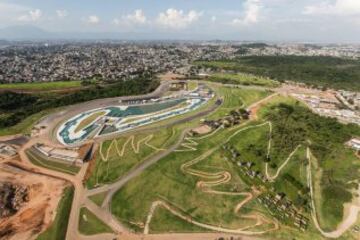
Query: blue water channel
[{"left": 58, "top": 98, "right": 188, "bottom": 145}]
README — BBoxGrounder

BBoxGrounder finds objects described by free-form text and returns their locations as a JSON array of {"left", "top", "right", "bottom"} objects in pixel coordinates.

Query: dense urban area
[{"left": 1, "top": 42, "right": 360, "bottom": 84}]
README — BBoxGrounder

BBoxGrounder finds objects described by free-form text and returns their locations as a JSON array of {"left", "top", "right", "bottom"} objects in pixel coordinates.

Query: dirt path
[
  {"left": 144, "top": 200, "right": 278, "bottom": 235},
  {"left": 265, "top": 145, "right": 302, "bottom": 181},
  {"left": 307, "top": 148, "right": 360, "bottom": 238},
  {"left": 95, "top": 134, "right": 165, "bottom": 186},
  {"left": 143, "top": 121, "right": 279, "bottom": 235},
  {"left": 172, "top": 104, "right": 360, "bottom": 239},
  {"left": 247, "top": 93, "right": 280, "bottom": 121}
]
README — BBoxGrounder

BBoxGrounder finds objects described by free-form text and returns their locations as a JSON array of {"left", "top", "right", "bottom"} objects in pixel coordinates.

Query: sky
[{"left": 1, "top": 0, "right": 360, "bottom": 42}]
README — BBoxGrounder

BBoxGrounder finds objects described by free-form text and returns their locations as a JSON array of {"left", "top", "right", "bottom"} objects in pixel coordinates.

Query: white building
[{"left": 346, "top": 138, "right": 360, "bottom": 151}]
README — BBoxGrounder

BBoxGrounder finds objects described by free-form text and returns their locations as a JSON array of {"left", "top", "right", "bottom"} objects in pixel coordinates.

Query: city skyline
[{"left": 0, "top": 0, "right": 360, "bottom": 42}]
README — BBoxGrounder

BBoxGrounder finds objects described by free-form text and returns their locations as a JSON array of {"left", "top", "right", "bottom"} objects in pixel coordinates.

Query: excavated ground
[{"left": 0, "top": 163, "right": 67, "bottom": 240}]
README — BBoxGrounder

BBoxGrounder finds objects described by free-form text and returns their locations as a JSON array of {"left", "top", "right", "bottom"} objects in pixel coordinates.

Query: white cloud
[
  {"left": 125, "top": 9, "right": 146, "bottom": 24},
  {"left": 86, "top": 15, "right": 100, "bottom": 24},
  {"left": 304, "top": 0, "right": 360, "bottom": 16},
  {"left": 112, "top": 18, "right": 121, "bottom": 25},
  {"left": 156, "top": 8, "right": 202, "bottom": 29},
  {"left": 56, "top": 9, "right": 68, "bottom": 18},
  {"left": 232, "top": 0, "right": 261, "bottom": 26},
  {"left": 113, "top": 9, "right": 147, "bottom": 26},
  {"left": 18, "top": 9, "right": 42, "bottom": 22},
  {"left": 211, "top": 16, "right": 217, "bottom": 22}
]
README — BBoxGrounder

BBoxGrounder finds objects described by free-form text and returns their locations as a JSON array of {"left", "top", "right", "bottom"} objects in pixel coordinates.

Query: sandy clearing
[{"left": 0, "top": 163, "right": 67, "bottom": 240}]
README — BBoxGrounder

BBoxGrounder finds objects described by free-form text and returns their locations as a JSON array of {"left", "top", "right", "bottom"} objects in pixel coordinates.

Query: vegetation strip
[{"left": 36, "top": 186, "right": 74, "bottom": 240}]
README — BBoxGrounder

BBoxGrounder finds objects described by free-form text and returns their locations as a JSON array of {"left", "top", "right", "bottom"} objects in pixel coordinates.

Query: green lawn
[
  {"left": 0, "top": 81, "right": 83, "bottom": 91},
  {"left": 37, "top": 186, "right": 74, "bottom": 240},
  {"left": 111, "top": 121, "right": 273, "bottom": 233},
  {"left": 79, "top": 207, "right": 113, "bottom": 235},
  {"left": 86, "top": 127, "right": 179, "bottom": 188},
  {"left": 26, "top": 149, "right": 80, "bottom": 175},
  {"left": 149, "top": 207, "right": 210, "bottom": 233},
  {"left": 206, "top": 84, "right": 271, "bottom": 119},
  {"left": 209, "top": 73, "right": 279, "bottom": 88},
  {"left": 110, "top": 87, "right": 360, "bottom": 238},
  {"left": 89, "top": 191, "right": 108, "bottom": 207},
  {"left": 109, "top": 82, "right": 278, "bottom": 234}
]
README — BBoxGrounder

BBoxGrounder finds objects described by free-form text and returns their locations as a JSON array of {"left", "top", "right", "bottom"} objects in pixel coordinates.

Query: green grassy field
[
  {"left": 79, "top": 207, "right": 113, "bottom": 235},
  {"left": 208, "top": 73, "right": 279, "bottom": 88},
  {"left": 110, "top": 86, "right": 277, "bottom": 234},
  {"left": 149, "top": 207, "right": 209, "bottom": 233},
  {"left": 206, "top": 84, "right": 271, "bottom": 119},
  {"left": 111, "top": 124, "right": 264, "bottom": 233},
  {"left": 89, "top": 191, "right": 108, "bottom": 207},
  {"left": 0, "top": 81, "right": 83, "bottom": 91},
  {"left": 110, "top": 88, "right": 360, "bottom": 239},
  {"left": 26, "top": 149, "right": 80, "bottom": 175},
  {"left": 37, "top": 186, "right": 74, "bottom": 240},
  {"left": 86, "top": 127, "right": 179, "bottom": 188}
]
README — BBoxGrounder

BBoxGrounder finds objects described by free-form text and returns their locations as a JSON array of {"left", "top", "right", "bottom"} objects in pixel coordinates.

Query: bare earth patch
[
  {"left": 0, "top": 163, "right": 67, "bottom": 240},
  {"left": 191, "top": 125, "right": 212, "bottom": 135}
]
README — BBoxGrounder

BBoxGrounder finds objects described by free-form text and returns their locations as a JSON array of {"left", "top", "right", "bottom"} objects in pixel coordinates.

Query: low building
[
  {"left": 33, "top": 143, "right": 93, "bottom": 166},
  {"left": 346, "top": 138, "right": 360, "bottom": 151},
  {"left": 0, "top": 144, "right": 17, "bottom": 159},
  {"left": 170, "top": 81, "right": 187, "bottom": 91}
]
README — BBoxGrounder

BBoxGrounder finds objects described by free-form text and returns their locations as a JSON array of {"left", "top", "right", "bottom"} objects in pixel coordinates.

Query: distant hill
[{"left": 0, "top": 25, "right": 57, "bottom": 40}]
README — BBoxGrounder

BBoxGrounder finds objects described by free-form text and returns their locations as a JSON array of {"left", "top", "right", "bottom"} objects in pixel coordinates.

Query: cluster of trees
[
  {"left": 0, "top": 76, "right": 159, "bottom": 129},
  {"left": 266, "top": 103, "right": 360, "bottom": 168},
  {"left": 0, "top": 92, "right": 38, "bottom": 111},
  {"left": 196, "top": 56, "right": 360, "bottom": 91},
  {"left": 265, "top": 103, "right": 360, "bottom": 225}
]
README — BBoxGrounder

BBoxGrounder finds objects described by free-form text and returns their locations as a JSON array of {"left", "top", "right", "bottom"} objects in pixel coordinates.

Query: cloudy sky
[{"left": 1, "top": 0, "right": 360, "bottom": 42}]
